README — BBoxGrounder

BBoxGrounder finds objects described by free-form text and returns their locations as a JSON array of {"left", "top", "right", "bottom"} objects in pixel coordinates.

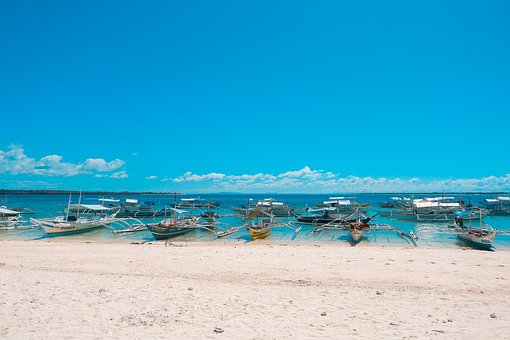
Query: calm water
[{"left": 1, "top": 193, "right": 509, "bottom": 249}]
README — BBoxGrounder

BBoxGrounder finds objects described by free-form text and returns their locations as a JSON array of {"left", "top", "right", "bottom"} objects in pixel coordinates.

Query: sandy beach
[{"left": 1, "top": 240, "right": 509, "bottom": 339}]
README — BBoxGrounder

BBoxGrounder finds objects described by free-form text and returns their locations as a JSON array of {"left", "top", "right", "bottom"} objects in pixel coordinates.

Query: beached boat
[
  {"left": 248, "top": 223, "right": 272, "bottom": 240},
  {"left": 32, "top": 215, "right": 115, "bottom": 235},
  {"left": 242, "top": 209, "right": 295, "bottom": 240},
  {"left": 145, "top": 216, "right": 198, "bottom": 240},
  {"left": 454, "top": 212, "right": 496, "bottom": 251},
  {"left": 347, "top": 210, "right": 373, "bottom": 246},
  {"left": 31, "top": 200, "right": 117, "bottom": 236}
]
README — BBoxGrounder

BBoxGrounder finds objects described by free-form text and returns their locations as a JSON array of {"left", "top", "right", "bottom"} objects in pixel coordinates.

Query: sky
[{"left": 0, "top": 0, "right": 509, "bottom": 193}]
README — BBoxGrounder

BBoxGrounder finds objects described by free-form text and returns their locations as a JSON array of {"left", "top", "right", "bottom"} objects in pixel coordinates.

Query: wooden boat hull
[
  {"left": 146, "top": 225, "right": 194, "bottom": 240},
  {"left": 38, "top": 222, "right": 105, "bottom": 236},
  {"left": 350, "top": 229, "right": 363, "bottom": 245},
  {"left": 457, "top": 233, "right": 495, "bottom": 251},
  {"left": 249, "top": 227, "right": 271, "bottom": 240}
]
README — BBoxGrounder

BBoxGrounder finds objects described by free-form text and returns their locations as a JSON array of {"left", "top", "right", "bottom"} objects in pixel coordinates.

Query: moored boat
[
  {"left": 454, "top": 212, "right": 496, "bottom": 251},
  {"left": 175, "top": 197, "right": 220, "bottom": 209},
  {"left": 248, "top": 224, "right": 272, "bottom": 240},
  {"left": 0, "top": 206, "right": 22, "bottom": 230}
]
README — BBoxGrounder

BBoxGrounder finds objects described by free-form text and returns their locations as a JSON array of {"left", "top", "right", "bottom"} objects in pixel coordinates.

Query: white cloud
[
  {"left": 110, "top": 171, "right": 129, "bottom": 179},
  {"left": 146, "top": 175, "right": 158, "bottom": 180},
  {"left": 167, "top": 166, "right": 510, "bottom": 193},
  {"left": 172, "top": 171, "right": 226, "bottom": 183},
  {"left": 0, "top": 144, "right": 126, "bottom": 177}
]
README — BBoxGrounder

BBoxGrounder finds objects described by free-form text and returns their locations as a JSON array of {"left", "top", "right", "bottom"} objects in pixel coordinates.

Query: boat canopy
[
  {"left": 307, "top": 207, "right": 336, "bottom": 212},
  {"left": 413, "top": 197, "right": 455, "bottom": 202},
  {"left": 125, "top": 198, "right": 138, "bottom": 204},
  {"left": 181, "top": 198, "right": 207, "bottom": 202},
  {"left": 329, "top": 196, "right": 346, "bottom": 200},
  {"left": 390, "top": 197, "right": 411, "bottom": 201},
  {"left": 455, "top": 210, "right": 475, "bottom": 217},
  {"left": 323, "top": 200, "right": 351, "bottom": 205},
  {"left": 413, "top": 201, "right": 460, "bottom": 208},
  {"left": 98, "top": 198, "right": 120, "bottom": 203},
  {"left": 497, "top": 196, "right": 510, "bottom": 201},
  {"left": 69, "top": 204, "right": 111, "bottom": 212},
  {"left": 0, "top": 207, "right": 20, "bottom": 216},
  {"left": 486, "top": 199, "right": 499, "bottom": 203}
]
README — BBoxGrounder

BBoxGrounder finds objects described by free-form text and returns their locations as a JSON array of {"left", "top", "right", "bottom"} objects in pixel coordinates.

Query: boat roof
[
  {"left": 413, "top": 201, "right": 460, "bottom": 208},
  {"left": 125, "top": 198, "right": 138, "bottom": 204},
  {"left": 98, "top": 198, "right": 120, "bottom": 203},
  {"left": 70, "top": 204, "right": 111, "bottom": 211},
  {"left": 390, "top": 197, "right": 411, "bottom": 201},
  {"left": 307, "top": 207, "right": 336, "bottom": 212},
  {"left": 328, "top": 196, "right": 346, "bottom": 200},
  {"left": 323, "top": 200, "right": 351, "bottom": 205},
  {"left": 413, "top": 197, "right": 455, "bottom": 202},
  {"left": 181, "top": 198, "right": 207, "bottom": 202},
  {"left": 497, "top": 196, "right": 510, "bottom": 201},
  {"left": 0, "top": 207, "right": 20, "bottom": 216}
]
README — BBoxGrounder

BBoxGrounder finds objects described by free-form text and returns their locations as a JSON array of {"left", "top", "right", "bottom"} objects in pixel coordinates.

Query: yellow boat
[{"left": 249, "top": 226, "right": 272, "bottom": 240}]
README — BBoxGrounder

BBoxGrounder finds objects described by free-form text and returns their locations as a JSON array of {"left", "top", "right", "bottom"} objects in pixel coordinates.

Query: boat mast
[
  {"left": 65, "top": 193, "right": 71, "bottom": 221},
  {"left": 174, "top": 192, "right": 177, "bottom": 224},
  {"left": 77, "top": 191, "right": 82, "bottom": 219}
]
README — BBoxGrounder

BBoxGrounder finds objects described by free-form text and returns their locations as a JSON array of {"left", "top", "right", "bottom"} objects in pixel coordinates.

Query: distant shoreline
[{"left": 0, "top": 189, "right": 508, "bottom": 195}]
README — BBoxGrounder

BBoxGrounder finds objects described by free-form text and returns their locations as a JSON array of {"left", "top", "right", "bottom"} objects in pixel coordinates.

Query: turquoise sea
[{"left": 1, "top": 193, "right": 509, "bottom": 249}]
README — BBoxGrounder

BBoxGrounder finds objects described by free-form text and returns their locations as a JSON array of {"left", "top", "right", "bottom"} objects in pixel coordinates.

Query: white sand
[{"left": 1, "top": 239, "right": 509, "bottom": 339}]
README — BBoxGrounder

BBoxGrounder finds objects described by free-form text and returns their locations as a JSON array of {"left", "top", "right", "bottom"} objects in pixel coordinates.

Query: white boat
[
  {"left": 317, "top": 197, "right": 370, "bottom": 213},
  {"left": 32, "top": 215, "right": 116, "bottom": 235},
  {"left": 175, "top": 197, "right": 220, "bottom": 209},
  {"left": 31, "top": 195, "right": 117, "bottom": 236},
  {"left": 232, "top": 198, "right": 293, "bottom": 217},
  {"left": 484, "top": 196, "right": 510, "bottom": 215},
  {"left": 0, "top": 206, "right": 22, "bottom": 230}
]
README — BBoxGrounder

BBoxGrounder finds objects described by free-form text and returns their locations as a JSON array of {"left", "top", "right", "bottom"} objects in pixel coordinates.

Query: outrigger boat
[
  {"left": 241, "top": 209, "right": 298, "bottom": 241},
  {"left": 379, "top": 196, "right": 412, "bottom": 208},
  {"left": 316, "top": 197, "right": 370, "bottom": 213},
  {"left": 453, "top": 210, "right": 496, "bottom": 251},
  {"left": 348, "top": 211, "right": 373, "bottom": 245},
  {"left": 306, "top": 211, "right": 416, "bottom": 247},
  {"left": 145, "top": 212, "right": 200, "bottom": 240},
  {"left": 145, "top": 193, "right": 208, "bottom": 240},
  {"left": 175, "top": 197, "right": 220, "bottom": 209},
  {"left": 483, "top": 196, "right": 510, "bottom": 216},
  {"left": 0, "top": 206, "right": 22, "bottom": 230},
  {"left": 232, "top": 198, "right": 293, "bottom": 217},
  {"left": 379, "top": 197, "right": 481, "bottom": 222},
  {"left": 114, "top": 198, "right": 169, "bottom": 218},
  {"left": 294, "top": 207, "right": 354, "bottom": 226},
  {"left": 31, "top": 195, "right": 118, "bottom": 236}
]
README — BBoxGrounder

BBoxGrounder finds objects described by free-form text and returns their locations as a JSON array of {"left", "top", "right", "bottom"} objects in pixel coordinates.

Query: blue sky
[{"left": 1, "top": 1, "right": 509, "bottom": 192}]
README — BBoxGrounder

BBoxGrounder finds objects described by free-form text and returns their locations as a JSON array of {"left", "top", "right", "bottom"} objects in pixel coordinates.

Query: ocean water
[{"left": 1, "top": 193, "right": 509, "bottom": 249}]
